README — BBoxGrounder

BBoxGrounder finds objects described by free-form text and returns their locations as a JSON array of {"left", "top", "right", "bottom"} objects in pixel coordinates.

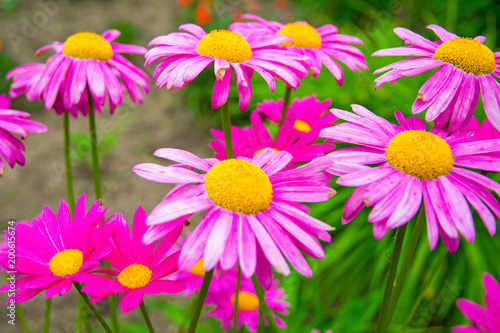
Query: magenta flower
[
  {"left": 0, "top": 94, "right": 47, "bottom": 175},
  {"left": 311, "top": 330, "right": 332, "bottom": 333},
  {"left": 464, "top": 117, "right": 500, "bottom": 140},
  {"left": 205, "top": 268, "right": 289, "bottom": 331},
  {"left": 145, "top": 23, "right": 308, "bottom": 111},
  {"left": 453, "top": 273, "right": 500, "bottom": 332},
  {"left": 32, "top": 30, "right": 150, "bottom": 114},
  {"left": 209, "top": 96, "right": 336, "bottom": 165},
  {"left": 373, "top": 25, "right": 500, "bottom": 131},
  {"left": 133, "top": 148, "right": 334, "bottom": 286},
  {"left": 0, "top": 194, "right": 115, "bottom": 303},
  {"left": 319, "top": 105, "right": 500, "bottom": 252},
  {"left": 230, "top": 14, "right": 368, "bottom": 84},
  {"left": 79, "top": 206, "right": 185, "bottom": 313}
]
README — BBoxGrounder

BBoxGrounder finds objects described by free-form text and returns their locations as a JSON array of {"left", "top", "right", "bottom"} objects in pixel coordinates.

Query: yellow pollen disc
[
  {"left": 253, "top": 147, "right": 280, "bottom": 157},
  {"left": 196, "top": 30, "right": 252, "bottom": 63},
  {"left": 278, "top": 23, "right": 322, "bottom": 48},
  {"left": 189, "top": 258, "right": 205, "bottom": 277},
  {"left": 205, "top": 159, "right": 273, "bottom": 214},
  {"left": 118, "top": 264, "right": 153, "bottom": 289},
  {"left": 230, "top": 291, "right": 260, "bottom": 311},
  {"left": 386, "top": 130, "right": 453, "bottom": 180},
  {"left": 433, "top": 37, "right": 495, "bottom": 75},
  {"left": 293, "top": 119, "right": 312, "bottom": 132},
  {"left": 63, "top": 32, "right": 113, "bottom": 61},
  {"left": 49, "top": 249, "right": 83, "bottom": 277}
]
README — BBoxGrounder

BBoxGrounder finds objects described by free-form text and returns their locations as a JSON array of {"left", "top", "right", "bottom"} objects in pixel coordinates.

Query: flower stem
[
  {"left": 187, "top": 269, "right": 214, "bottom": 333},
  {"left": 41, "top": 298, "right": 51, "bottom": 333},
  {"left": 87, "top": 88, "right": 102, "bottom": 201},
  {"left": 16, "top": 305, "right": 30, "bottom": 333},
  {"left": 220, "top": 102, "right": 233, "bottom": 159},
  {"left": 375, "top": 224, "right": 407, "bottom": 333},
  {"left": 140, "top": 300, "right": 156, "bottom": 333},
  {"left": 278, "top": 87, "right": 292, "bottom": 128},
  {"left": 108, "top": 293, "right": 119, "bottom": 333},
  {"left": 176, "top": 296, "right": 197, "bottom": 333},
  {"left": 233, "top": 266, "right": 241, "bottom": 332},
  {"left": 251, "top": 275, "right": 280, "bottom": 332},
  {"left": 63, "top": 111, "right": 75, "bottom": 212},
  {"left": 73, "top": 282, "right": 113, "bottom": 333}
]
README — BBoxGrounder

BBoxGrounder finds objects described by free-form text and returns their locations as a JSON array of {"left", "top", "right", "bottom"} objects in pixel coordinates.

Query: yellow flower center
[
  {"left": 49, "top": 249, "right": 83, "bottom": 277},
  {"left": 278, "top": 23, "right": 322, "bottom": 48},
  {"left": 253, "top": 147, "right": 281, "bottom": 157},
  {"left": 230, "top": 291, "right": 260, "bottom": 311},
  {"left": 189, "top": 258, "right": 205, "bottom": 277},
  {"left": 433, "top": 37, "right": 495, "bottom": 75},
  {"left": 205, "top": 159, "right": 273, "bottom": 214},
  {"left": 293, "top": 119, "right": 312, "bottom": 132},
  {"left": 63, "top": 32, "right": 113, "bottom": 61},
  {"left": 386, "top": 130, "right": 453, "bottom": 180},
  {"left": 118, "top": 264, "right": 153, "bottom": 289},
  {"left": 196, "top": 30, "right": 252, "bottom": 63}
]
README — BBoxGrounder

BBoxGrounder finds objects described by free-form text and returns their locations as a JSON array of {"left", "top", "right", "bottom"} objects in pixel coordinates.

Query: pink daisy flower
[
  {"left": 32, "top": 30, "right": 150, "bottom": 114},
  {"left": 0, "top": 94, "right": 47, "bottom": 175},
  {"left": 373, "top": 25, "right": 500, "bottom": 131},
  {"left": 229, "top": 14, "right": 368, "bottom": 84},
  {"left": 464, "top": 117, "right": 500, "bottom": 140},
  {"left": 209, "top": 96, "right": 336, "bottom": 165},
  {"left": 145, "top": 23, "right": 308, "bottom": 111},
  {"left": 453, "top": 273, "right": 500, "bottom": 332},
  {"left": 133, "top": 148, "right": 334, "bottom": 287},
  {"left": 79, "top": 206, "right": 185, "bottom": 313},
  {"left": 311, "top": 330, "right": 332, "bottom": 333},
  {"left": 319, "top": 105, "right": 500, "bottom": 253},
  {"left": 205, "top": 268, "right": 289, "bottom": 331},
  {"left": 0, "top": 194, "right": 116, "bottom": 303}
]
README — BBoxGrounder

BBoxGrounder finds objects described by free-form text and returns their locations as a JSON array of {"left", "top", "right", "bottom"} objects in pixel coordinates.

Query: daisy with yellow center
[
  {"left": 229, "top": 14, "right": 368, "bottom": 83},
  {"left": 320, "top": 105, "right": 500, "bottom": 253},
  {"left": 373, "top": 24, "right": 500, "bottom": 132},
  {"left": 134, "top": 147, "right": 334, "bottom": 284},
  {"left": 145, "top": 23, "right": 308, "bottom": 111}
]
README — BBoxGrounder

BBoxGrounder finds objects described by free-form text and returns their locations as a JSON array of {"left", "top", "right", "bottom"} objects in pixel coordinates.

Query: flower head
[
  {"left": 0, "top": 194, "right": 115, "bottom": 303},
  {"left": 210, "top": 96, "right": 336, "bottom": 165},
  {"left": 31, "top": 30, "right": 150, "bottom": 115},
  {"left": 79, "top": 206, "right": 185, "bottom": 313},
  {"left": 464, "top": 117, "right": 500, "bottom": 140},
  {"left": 133, "top": 148, "right": 334, "bottom": 286},
  {"left": 0, "top": 94, "right": 47, "bottom": 176},
  {"left": 373, "top": 25, "right": 500, "bottom": 132},
  {"left": 145, "top": 23, "right": 308, "bottom": 111},
  {"left": 453, "top": 273, "right": 500, "bottom": 332},
  {"left": 230, "top": 14, "right": 368, "bottom": 84},
  {"left": 320, "top": 105, "right": 500, "bottom": 252}
]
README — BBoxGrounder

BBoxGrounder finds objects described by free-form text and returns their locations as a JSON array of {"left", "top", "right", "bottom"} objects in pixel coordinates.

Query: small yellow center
[
  {"left": 386, "top": 130, "right": 453, "bottom": 180},
  {"left": 118, "top": 264, "right": 153, "bottom": 289},
  {"left": 196, "top": 30, "right": 252, "bottom": 63},
  {"left": 293, "top": 119, "right": 312, "bottom": 132},
  {"left": 230, "top": 291, "right": 260, "bottom": 311},
  {"left": 433, "top": 38, "right": 495, "bottom": 75},
  {"left": 63, "top": 32, "right": 113, "bottom": 61},
  {"left": 278, "top": 23, "right": 322, "bottom": 48},
  {"left": 253, "top": 147, "right": 281, "bottom": 157},
  {"left": 205, "top": 159, "right": 273, "bottom": 214},
  {"left": 189, "top": 259, "right": 205, "bottom": 277},
  {"left": 49, "top": 249, "right": 83, "bottom": 277}
]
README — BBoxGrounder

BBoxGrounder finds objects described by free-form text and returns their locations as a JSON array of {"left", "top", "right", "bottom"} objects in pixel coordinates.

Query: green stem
[
  {"left": 187, "top": 269, "right": 214, "bottom": 333},
  {"left": 108, "top": 294, "right": 119, "bottom": 333},
  {"left": 87, "top": 88, "right": 102, "bottom": 201},
  {"left": 73, "top": 282, "right": 113, "bottom": 333},
  {"left": 74, "top": 300, "right": 82, "bottom": 333},
  {"left": 140, "top": 300, "right": 156, "bottom": 333},
  {"left": 82, "top": 300, "right": 92, "bottom": 333},
  {"left": 375, "top": 224, "right": 407, "bottom": 333},
  {"left": 177, "top": 296, "right": 197, "bottom": 333},
  {"left": 42, "top": 298, "right": 51, "bottom": 333},
  {"left": 278, "top": 87, "right": 292, "bottom": 128},
  {"left": 16, "top": 305, "right": 30, "bottom": 333},
  {"left": 63, "top": 111, "right": 75, "bottom": 212},
  {"left": 233, "top": 266, "right": 241, "bottom": 332},
  {"left": 220, "top": 102, "right": 233, "bottom": 159},
  {"left": 251, "top": 275, "right": 280, "bottom": 332},
  {"left": 385, "top": 208, "right": 426, "bottom": 332}
]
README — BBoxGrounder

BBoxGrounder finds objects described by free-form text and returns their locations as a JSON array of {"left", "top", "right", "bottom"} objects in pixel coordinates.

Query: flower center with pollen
[
  {"left": 205, "top": 159, "right": 273, "bottom": 214},
  {"left": 63, "top": 32, "right": 113, "bottom": 61},
  {"left": 196, "top": 30, "right": 252, "bottom": 63},
  {"left": 433, "top": 38, "right": 495, "bottom": 75},
  {"left": 118, "top": 264, "right": 153, "bottom": 289},
  {"left": 49, "top": 249, "right": 83, "bottom": 277},
  {"left": 386, "top": 130, "right": 453, "bottom": 180},
  {"left": 293, "top": 119, "right": 312, "bottom": 132},
  {"left": 278, "top": 23, "right": 322, "bottom": 48},
  {"left": 231, "top": 291, "right": 259, "bottom": 311},
  {"left": 189, "top": 259, "right": 205, "bottom": 277}
]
